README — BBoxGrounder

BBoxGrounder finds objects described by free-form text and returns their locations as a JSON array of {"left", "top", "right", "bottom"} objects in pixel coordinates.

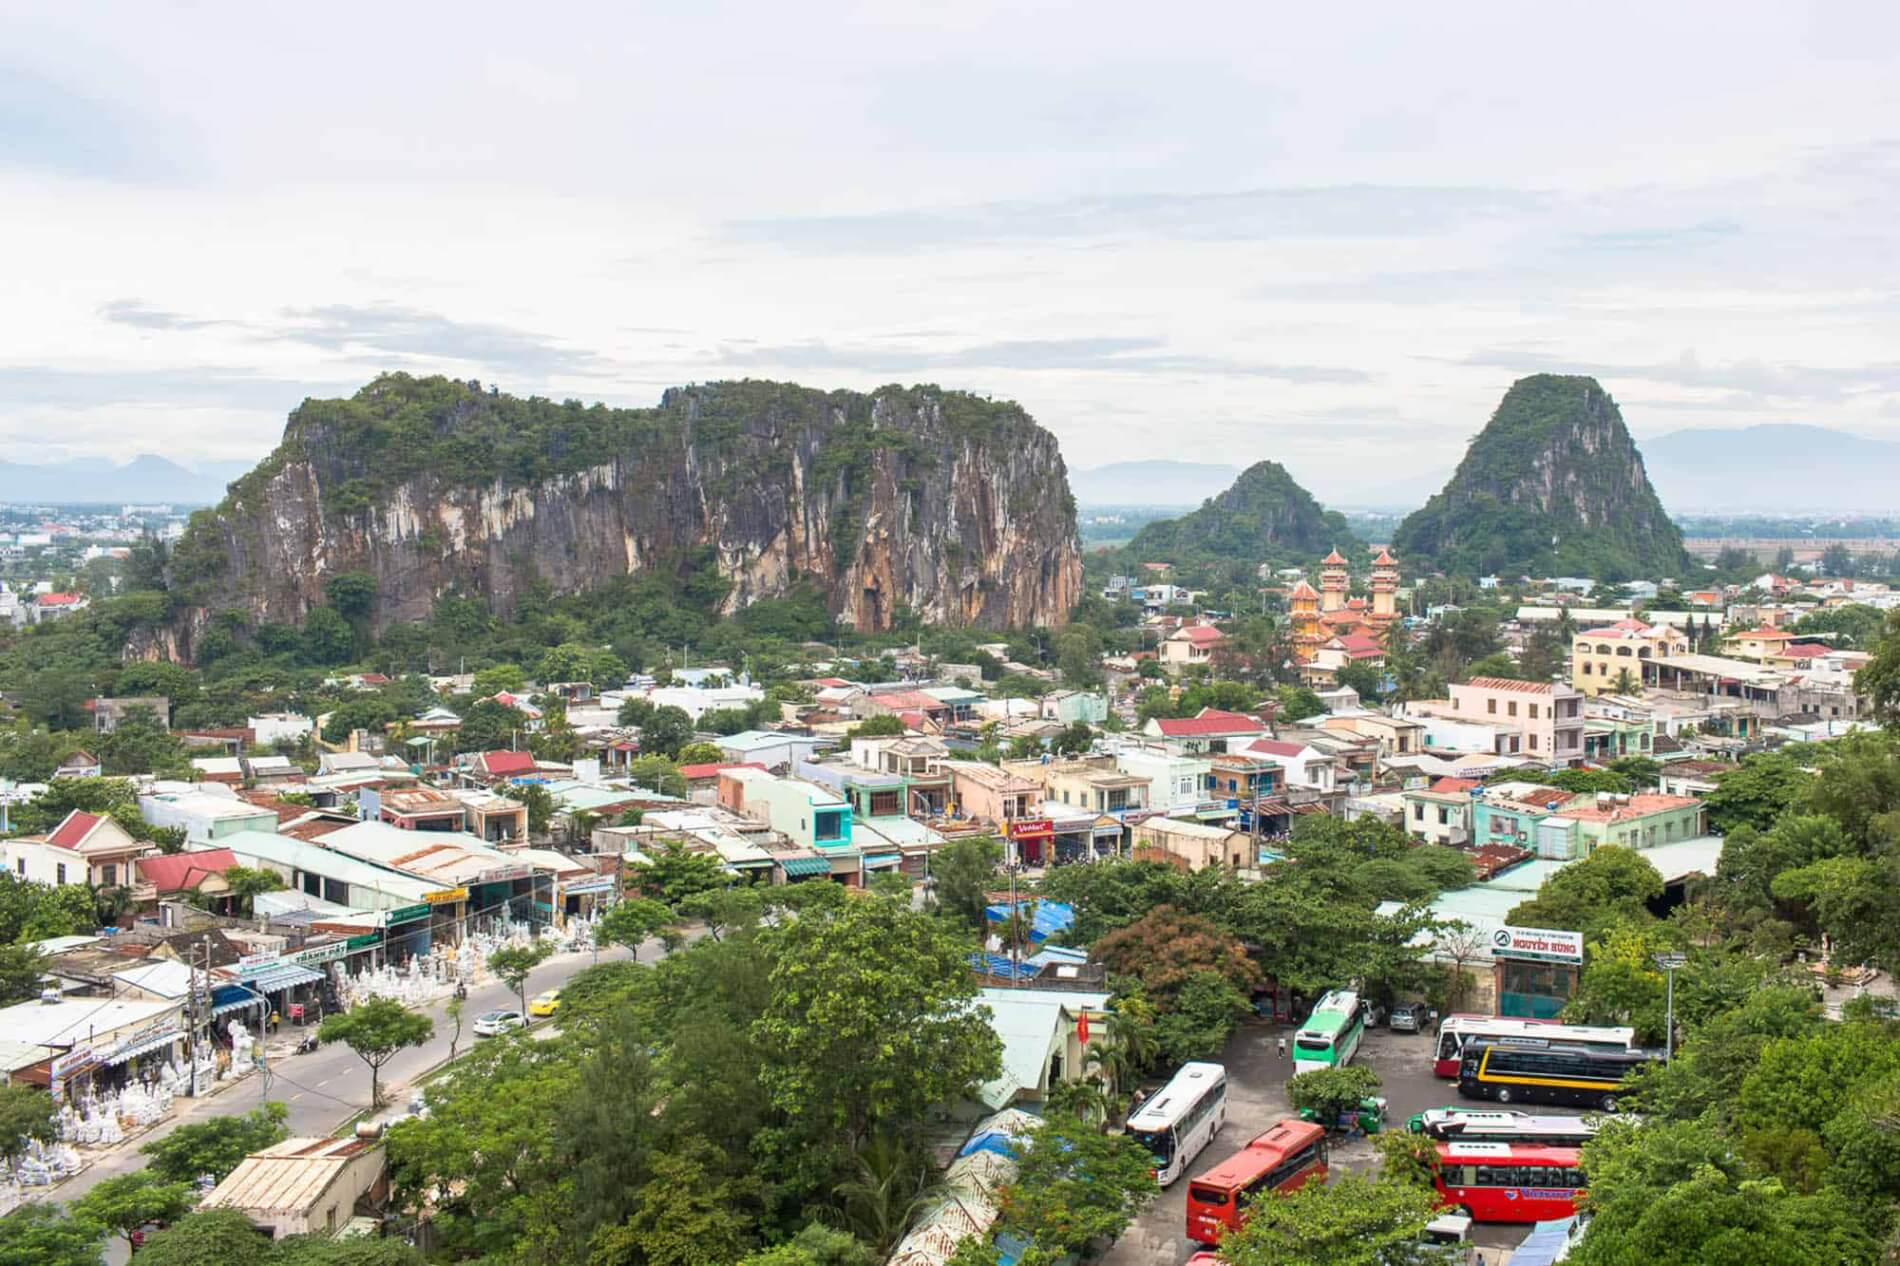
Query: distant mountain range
[
  {"left": 0, "top": 454, "right": 256, "bottom": 506},
  {"left": 1639, "top": 424, "right": 1900, "bottom": 513},
  {"left": 1069, "top": 460, "right": 1241, "bottom": 506}
]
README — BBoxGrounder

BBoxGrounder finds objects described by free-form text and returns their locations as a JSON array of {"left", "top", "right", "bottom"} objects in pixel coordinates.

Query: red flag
[{"left": 1077, "top": 1011, "right": 1091, "bottom": 1044}]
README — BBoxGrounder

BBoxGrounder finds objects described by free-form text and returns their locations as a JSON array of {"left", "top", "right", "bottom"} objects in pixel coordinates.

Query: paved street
[
  {"left": 1101, "top": 1019, "right": 1550, "bottom": 1265},
  {"left": 53, "top": 940, "right": 641, "bottom": 1201}
]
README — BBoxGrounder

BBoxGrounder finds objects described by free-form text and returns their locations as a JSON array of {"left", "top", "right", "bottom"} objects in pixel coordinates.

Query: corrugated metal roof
[{"left": 204, "top": 1136, "right": 379, "bottom": 1215}]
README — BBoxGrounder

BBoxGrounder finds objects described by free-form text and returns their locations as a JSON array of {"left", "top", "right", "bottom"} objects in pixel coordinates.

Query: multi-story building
[
  {"left": 717, "top": 768, "right": 854, "bottom": 853},
  {"left": 1541, "top": 793, "right": 1707, "bottom": 858},
  {"left": 1115, "top": 745, "right": 1212, "bottom": 816},
  {"left": 1140, "top": 708, "right": 1267, "bottom": 755},
  {"left": 1571, "top": 619, "right": 1689, "bottom": 696},
  {"left": 1, "top": 809, "right": 148, "bottom": 890},
  {"left": 1160, "top": 624, "right": 1225, "bottom": 673},
  {"left": 1405, "top": 678, "right": 1583, "bottom": 763},
  {"left": 1401, "top": 777, "right": 1480, "bottom": 846}
]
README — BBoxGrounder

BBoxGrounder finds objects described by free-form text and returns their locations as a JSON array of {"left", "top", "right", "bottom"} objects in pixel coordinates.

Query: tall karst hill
[
  {"left": 1393, "top": 375, "right": 1688, "bottom": 580},
  {"left": 1127, "top": 460, "right": 1358, "bottom": 565},
  {"left": 161, "top": 375, "right": 1081, "bottom": 656}
]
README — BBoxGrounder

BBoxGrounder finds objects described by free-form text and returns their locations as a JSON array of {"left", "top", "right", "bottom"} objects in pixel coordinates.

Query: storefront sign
[
  {"left": 385, "top": 903, "right": 430, "bottom": 923},
  {"left": 1490, "top": 925, "right": 1584, "bottom": 965},
  {"left": 479, "top": 866, "right": 530, "bottom": 884},
  {"left": 346, "top": 932, "right": 381, "bottom": 950},
  {"left": 50, "top": 1046, "right": 96, "bottom": 1098},
  {"left": 423, "top": 887, "right": 469, "bottom": 905},
  {"left": 291, "top": 940, "right": 352, "bottom": 967},
  {"left": 236, "top": 951, "right": 279, "bottom": 970},
  {"left": 1007, "top": 819, "right": 1054, "bottom": 840}
]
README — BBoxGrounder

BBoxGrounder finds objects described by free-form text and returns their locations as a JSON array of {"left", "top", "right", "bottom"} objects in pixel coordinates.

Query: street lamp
[{"left": 1653, "top": 952, "right": 1686, "bottom": 1062}]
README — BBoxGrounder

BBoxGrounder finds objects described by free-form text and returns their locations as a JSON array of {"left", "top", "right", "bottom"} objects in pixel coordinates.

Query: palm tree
[
  {"left": 1046, "top": 1076, "right": 1111, "bottom": 1128},
  {"left": 1613, "top": 667, "right": 1639, "bottom": 695},
  {"left": 829, "top": 1129, "right": 935, "bottom": 1255}
]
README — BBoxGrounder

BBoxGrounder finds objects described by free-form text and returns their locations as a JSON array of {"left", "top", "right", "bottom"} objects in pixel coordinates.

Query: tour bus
[
  {"left": 1433, "top": 1141, "right": 1586, "bottom": 1223},
  {"left": 1432, "top": 1015, "right": 1637, "bottom": 1078},
  {"left": 1185, "top": 1118, "right": 1328, "bottom": 1245},
  {"left": 1126, "top": 1062, "right": 1229, "bottom": 1186},
  {"left": 1291, "top": 989, "right": 1366, "bottom": 1074},
  {"left": 1409, "top": 1107, "right": 1605, "bottom": 1147},
  {"left": 1458, "top": 1040, "right": 1660, "bottom": 1112}
]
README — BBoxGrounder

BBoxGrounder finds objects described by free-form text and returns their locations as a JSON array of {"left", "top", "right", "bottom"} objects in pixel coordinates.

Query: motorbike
[
  {"left": 453, "top": 981, "right": 468, "bottom": 1001},
  {"left": 294, "top": 1032, "right": 321, "bottom": 1056}
]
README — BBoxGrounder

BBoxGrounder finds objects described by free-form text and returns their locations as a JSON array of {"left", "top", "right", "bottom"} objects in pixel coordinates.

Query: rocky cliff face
[
  {"left": 1393, "top": 375, "right": 1687, "bottom": 580},
  {"left": 164, "top": 376, "right": 1080, "bottom": 652}
]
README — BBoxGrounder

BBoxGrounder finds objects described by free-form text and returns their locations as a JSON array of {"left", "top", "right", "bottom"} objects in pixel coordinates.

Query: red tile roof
[
  {"left": 37, "top": 592, "right": 82, "bottom": 607},
  {"left": 1322, "top": 549, "right": 1348, "bottom": 566},
  {"left": 1462, "top": 677, "right": 1557, "bottom": 695},
  {"left": 1428, "top": 777, "right": 1482, "bottom": 794},
  {"left": 1287, "top": 580, "right": 1319, "bottom": 599},
  {"left": 137, "top": 848, "right": 239, "bottom": 892},
  {"left": 1372, "top": 548, "right": 1397, "bottom": 566},
  {"left": 1154, "top": 709, "right": 1266, "bottom": 737},
  {"left": 478, "top": 750, "right": 537, "bottom": 776},
  {"left": 1247, "top": 739, "right": 1307, "bottom": 758},
  {"left": 1781, "top": 643, "right": 1829, "bottom": 659},
  {"left": 868, "top": 690, "right": 941, "bottom": 711},
  {"left": 1553, "top": 793, "right": 1702, "bottom": 823},
  {"left": 1731, "top": 626, "right": 1795, "bottom": 639},
  {"left": 47, "top": 810, "right": 103, "bottom": 850},
  {"left": 1174, "top": 626, "right": 1225, "bottom": 644},
  {"left": 1336, "top": 633, "right": 1385, "bottom": 657}
]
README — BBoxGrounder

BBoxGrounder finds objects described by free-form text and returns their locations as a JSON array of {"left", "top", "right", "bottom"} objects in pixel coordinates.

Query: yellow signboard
[{"left": 423, "top": 887, "right": 469, "bottom": 905}]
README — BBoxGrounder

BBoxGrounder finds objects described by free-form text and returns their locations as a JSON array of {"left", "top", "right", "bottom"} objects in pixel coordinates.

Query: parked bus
[
  {"left": 1409, "top": 1107, "right": 1605, "bottom": 1147},
  {"left": 1126, "top": 1062, "right": 1228, "bottom": 1186},
  {"left": 1433, "top": 1141, "right": 1585, "bottom": 1223},
  {"left": 1185, "top": 1118, "right": 1328, "bottom": 1245},
  {"left": 1432, "top": 1015, "right": 1637, "bottom": 1078},
  {"left": 1292, "top": 989, "right": 1365, "bottom": 1074},
  {"left": 1459, "top": 1040, "right": 1660, "bottom": 1112}
]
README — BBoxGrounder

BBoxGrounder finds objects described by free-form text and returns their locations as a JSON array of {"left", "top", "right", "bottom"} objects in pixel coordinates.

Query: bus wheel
[
  {"left": 1493, "top": 1087, "right": 1512, "bottom": 1104},
  {"left": 1600, "top": 1095, "right": 1618, "bottom": 1113}
]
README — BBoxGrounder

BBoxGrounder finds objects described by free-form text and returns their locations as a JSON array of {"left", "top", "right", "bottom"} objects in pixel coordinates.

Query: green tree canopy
[{"left": 319, "top": 997, "right": 433, "bottom": 1109}]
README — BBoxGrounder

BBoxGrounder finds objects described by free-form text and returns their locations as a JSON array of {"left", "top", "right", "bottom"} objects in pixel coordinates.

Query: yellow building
[
  {"left": 1288, "top": 579, "right": 1322, "bottom": 663},
  {"left": 1370, "top": 548, "right": 1400, "bottom": 622},
  {"left": 1571, "top": 618, "right": 1689, "bottom": 696},
  {"left": 1319, "top": 549, "right": 1350, "bottom": 613}
]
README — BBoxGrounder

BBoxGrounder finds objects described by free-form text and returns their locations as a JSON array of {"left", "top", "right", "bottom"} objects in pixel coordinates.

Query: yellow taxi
[{"left": 528, "top": 989, "right": 562, "bottom": 1018}]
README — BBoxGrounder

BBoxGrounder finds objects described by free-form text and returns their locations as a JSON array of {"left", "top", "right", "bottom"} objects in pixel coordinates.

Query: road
[
  {"left": 1101, "top": 1019, "right": 1552, "bottom": 1265},
  {"left": 56, "top": 940, "right": 643, "bottom": 1202}
]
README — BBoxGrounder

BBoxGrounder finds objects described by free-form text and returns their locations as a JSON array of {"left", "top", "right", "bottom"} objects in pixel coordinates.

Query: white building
[{"left": 249, "top": 713, "right": 315, "bottom": 747}]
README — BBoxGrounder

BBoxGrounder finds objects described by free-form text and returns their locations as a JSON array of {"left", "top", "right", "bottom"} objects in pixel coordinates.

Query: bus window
[
  {"left": 1130, "top": 1126, "right": 1174, "bottom": 1167},
  {"left": 1187, "top": 1184, "right": 1229, "bottom": 1207}
]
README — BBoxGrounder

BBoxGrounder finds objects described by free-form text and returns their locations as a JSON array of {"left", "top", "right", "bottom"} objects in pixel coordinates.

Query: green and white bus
[{"left": 1292, "top": 989, "right": 1367, "bottom": 1074}]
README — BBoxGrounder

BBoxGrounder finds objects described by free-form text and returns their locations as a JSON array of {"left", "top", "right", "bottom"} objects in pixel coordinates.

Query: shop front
[
  {"left": 424, "top": 887, "right": 469, "bottom": 947},
  {"left": 53, "top": 1019, "right": 185, "bottom": 1102},
  {"left": 1489, "top": 925, "right": 1584, "bottom": 1018},
  {"left": 562, "top": 877, "right": 616, "bottom": 924},
  {"left": 383, "top": 903, "right": 433, "bottom": 963},
  {"left": 1006, "top": 818, "right": 1055, "bottom": 866}
]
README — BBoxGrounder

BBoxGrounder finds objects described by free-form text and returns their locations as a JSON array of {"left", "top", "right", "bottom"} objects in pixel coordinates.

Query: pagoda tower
[
  {"left": 1288, "top": 579, "right": 1323, "bottom": 663},
  {"left": 1370, "top": 547, "right": 1400, "bottom": 622},
  {"left": 1319, "top": 548, "right": 1350, "bottom": 613}
]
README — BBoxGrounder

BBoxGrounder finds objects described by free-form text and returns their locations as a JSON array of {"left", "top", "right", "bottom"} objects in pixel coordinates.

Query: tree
[
  {"left": 627, "top": 754, "right": 687, "bottom": 797},
  {"left": 637, "top": 705, "right": 696, "bottom": 759},
  {"left": 677, "top": 741, "right": 726, "bottom": 765},
  {"left": 1050, "top": 720, "right": 1096, "bottom": 756},
  {"left": 931, "top": 835, "right": 1002, "bottom": 930},
  {"left": 0, "top": 944, "right": 47, "bottom": 1007},
  {"left": 1286, "top": 1066, "right": 1383, "bottom": 1129},
  {"left": 1704, "top": 752, "right": 1812, "bottom": 834},
  {"left": 300, "top": 606, "right": 356, "bottom": 666},
  {"left": 737, "top": 1225, "right": 877, "bottom": 1266},
  {"left": 445, "top": 993, "right": 465, "bottom": 1064},
  {"left": 586, "top": 1139, "right": 758, "bottom": 1266},
  {"left": 319, "top": 997, "right": 433, "bottom": 1109},
  {"left": 471, "top": 663, "right": 528, "bottom": 696},
  {"left": 627, "top": 842, "right": 729, "bottom": 909},
  {"left": 1054, "top": 623, "right": 1104, "bottom": 687},
  {"left": 0, "top": 1084, "right": 56, "bottom": 1172},
  {"left": 141, "top": 1102, "right": 288, "bottom": 1184},
  {"left": 133, "top": 1209, "right": 273, "bottom": 1266},
  {"left": 71, "top": 1170, "right": 198, "bottom": 1239},
  {"left": 455, "top": 698, "right": 529, "bottom": 754},
  {"left": 223, "top": 865, "right": 287, "bottom": 916},
  {"left": 0, "top": 1204, "right": 105, "bottom": 1266},
  {"left": 753, "top": 896, "right": 1002, "bottom": 1180},
  {"left": 270, "top": 1238, "right": 426, "bottom": 1265},
  {"left": 1216, "top": 1169, "right": 1439, "bottom": 1266},
  {"left": 1333, "top": 660, "right": 1384, "bottom": 702},
  {"left": 320, "top": 696, "right": 396, "bottom": 744},
  {"left": 503, "top": 782, "right": 554, "bottom": 836},
  {"left": 1091, "top": 905, "right": 1262, "bottom": 1005},
  {"left": 986, "top": 1111, "right": 1156, "bottom": 1259},
  {"left": 1508, "top": 845, "right": 1664, "bottom": 942},
  {"left": 488, "top": 941, "right": 555, "bottom": 1019}
]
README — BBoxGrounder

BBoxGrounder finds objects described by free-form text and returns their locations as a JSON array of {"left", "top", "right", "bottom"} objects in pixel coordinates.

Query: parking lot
[{"left": 1100, "top": 1018, "right": 1547, "bottom": 1265}]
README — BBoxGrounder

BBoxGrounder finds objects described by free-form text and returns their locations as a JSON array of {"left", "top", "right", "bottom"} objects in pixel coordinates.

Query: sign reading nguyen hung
[{"left": 1489, "top": 925, "right": 1584, "bottom": 965}]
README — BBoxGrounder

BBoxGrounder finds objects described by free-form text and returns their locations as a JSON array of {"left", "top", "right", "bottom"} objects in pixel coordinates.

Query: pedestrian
[{"left": 1276, "top": 1034, "right": 1287, "bottom": 1059}]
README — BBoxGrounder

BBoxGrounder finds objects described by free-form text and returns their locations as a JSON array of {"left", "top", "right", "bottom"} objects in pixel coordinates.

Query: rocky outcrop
[
  {"left": 1127, "top": 460, "right": 1355, "bottom": 564},
  {"left": 165, "top": 375, "right": 1080, "bottom": 653},
  {"left": 1393, "top": 375, "right": 1688, "bottom": 580}
]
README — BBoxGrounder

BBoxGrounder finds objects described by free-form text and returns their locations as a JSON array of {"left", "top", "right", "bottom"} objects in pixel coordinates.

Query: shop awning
[
  {"left": 861, "top": 853, "right": 903, "bottom": 869},
  {"left": 563, "top": 878, "right": 616, "bottom": 896},
  {"left": 101, "top": 1028, "right": 182, "bottom": 1068},
  {"left": 210, "top": 985, "right": 265, "bottom": 1018},
  {"left": 240, "top": 963, "right": 324, "bottom": 994},
  {"left": 777, "top": 856, "right": 833, "bottom": 877}
]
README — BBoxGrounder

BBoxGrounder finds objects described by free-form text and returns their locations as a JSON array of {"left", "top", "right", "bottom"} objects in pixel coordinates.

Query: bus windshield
[
  {"left": 1130, "top": 1126, "right": 1175, "bottom": 1165},
  {"left": 1294, "top": 1034, "right": 1332, "bottom": 1053}
]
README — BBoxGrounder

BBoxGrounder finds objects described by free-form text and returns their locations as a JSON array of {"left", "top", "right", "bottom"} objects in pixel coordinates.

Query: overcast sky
[{"left": 5, "top": 2, "right": 1898, "bottom": 504}]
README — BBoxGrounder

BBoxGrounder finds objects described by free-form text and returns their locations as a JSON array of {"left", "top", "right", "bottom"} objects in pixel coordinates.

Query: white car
[{"left": 473, "top": 1009, "right": 524, "bottom": 1037}]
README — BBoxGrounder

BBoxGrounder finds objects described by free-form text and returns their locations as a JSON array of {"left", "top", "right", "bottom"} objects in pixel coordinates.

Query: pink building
[{"left": 1414, "top": 677, "right": 1583, "bottom": 762}]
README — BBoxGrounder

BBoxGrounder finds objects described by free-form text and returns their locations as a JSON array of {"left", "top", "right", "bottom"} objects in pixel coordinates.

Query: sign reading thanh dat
[{"left": 1489, "top": 925, "right": 1584, "bottom": 965}]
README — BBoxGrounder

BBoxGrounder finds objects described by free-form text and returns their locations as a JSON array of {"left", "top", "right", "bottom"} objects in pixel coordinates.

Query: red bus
[
  {"left": 1432, "top": 1141, "right": 1585, "bottom": 1223},
  {"left": 1185, "top": 1118, "right": 1327, "bottom": 1245}
]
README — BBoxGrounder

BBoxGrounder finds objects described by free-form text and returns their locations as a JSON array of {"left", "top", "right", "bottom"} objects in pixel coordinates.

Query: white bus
[
  {"left": 1410, "top": 1108, "right": 1608, "bottom": 1147},
  {"left": 1126, "top": 1061, "right": 1228, "bottom": 1186},
  {"left": 1432, "top": 1015, "right": 1636, "bottom": 1078}
]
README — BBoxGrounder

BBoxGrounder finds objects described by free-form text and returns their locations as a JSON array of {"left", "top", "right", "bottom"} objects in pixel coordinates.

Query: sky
[{"left": 4, "top": 1, "right": 1899, "bottom": 506}]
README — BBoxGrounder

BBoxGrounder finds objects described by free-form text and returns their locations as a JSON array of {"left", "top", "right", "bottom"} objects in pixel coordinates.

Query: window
[
  {"left": 1414, "top": 803, "right": 1425, "bottom": 820},
  {"left": 1437, "top": 807, "right": 1449, "bottom": 825},
  {"left": 99, "top": 864, "right": 116, "bottom": 887},
  {"left": 1507, "top": 701, "right": 1518, "bottom": 718},
  {"left": 55, "top": 863, "right": 66, "bottom": 885},
  {"left": 1487, "top": 699, "right": 1497, "bottom": 715},
  {"left": 1530, "top": 734, "right": 1539, "bottom": 751},
  {"left": 1529, "top": 704, "right": 1539, "bottom": 719},
  {"left": 1581, "top": 662, "right": 1592, "bottom": 675},
  {"left": 13, "top": 859, "right": 22, "bottom": 876}
]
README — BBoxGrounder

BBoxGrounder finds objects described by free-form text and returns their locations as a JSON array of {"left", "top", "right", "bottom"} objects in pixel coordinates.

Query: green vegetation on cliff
[
  {"left": 1393, "top": 375, "right": 1688, "bottom": 581},
  {"left": 1125, "top": 461, "right": 1356, "bottom": 567}
]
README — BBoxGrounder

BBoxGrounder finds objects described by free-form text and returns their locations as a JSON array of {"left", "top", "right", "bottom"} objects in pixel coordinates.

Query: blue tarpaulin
[
  {"left": 982, "top": 900, "right": 1074, "bottom": 943},
  {"left": 969, "top": 952, "right": 1038, "bottom": 981},
  {"left": 1505, "top": 1218, "right": 1578, "bottom": 1266}
]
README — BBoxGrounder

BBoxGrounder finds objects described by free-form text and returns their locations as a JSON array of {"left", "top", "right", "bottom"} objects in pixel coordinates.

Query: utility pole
[{"left": 1654, "top": 952, "right": 1686, "bottom": 1062}]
